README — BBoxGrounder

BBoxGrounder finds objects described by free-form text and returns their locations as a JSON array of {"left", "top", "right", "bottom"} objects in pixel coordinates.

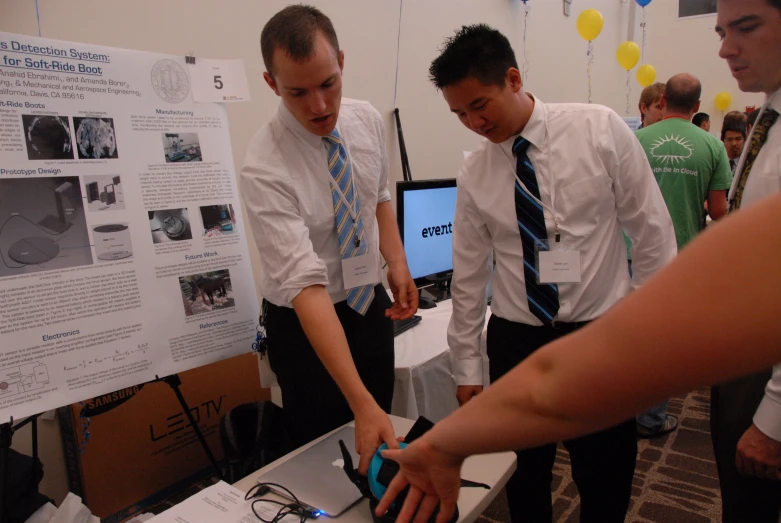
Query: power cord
[{"left": 245, "top": 482, "right": 323, "bottom": 523}]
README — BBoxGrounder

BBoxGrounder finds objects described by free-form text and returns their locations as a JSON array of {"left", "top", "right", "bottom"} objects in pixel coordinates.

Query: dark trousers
[
  {"left": 711, "top": 371, "right": 781, "bottom": 523},
  {"left": 264, "top": 284, "right": 395, "bottom": 449},
  {"left": 487, "top": 315, "right": 637, "bottom": 523}
]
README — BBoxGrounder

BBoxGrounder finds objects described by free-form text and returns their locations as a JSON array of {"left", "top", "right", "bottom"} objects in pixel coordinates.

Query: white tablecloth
[{"left": 392, "top": 299, "right": 491, "bottom": 422}]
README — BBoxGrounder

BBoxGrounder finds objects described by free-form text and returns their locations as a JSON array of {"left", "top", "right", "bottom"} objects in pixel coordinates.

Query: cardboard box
[{"left": 58, "top": 353, "right": 268, "bottom": 522}]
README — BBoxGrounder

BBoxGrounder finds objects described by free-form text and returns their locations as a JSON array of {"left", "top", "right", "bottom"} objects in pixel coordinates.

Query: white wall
[
  {"left": 395, "top": 0, "right": 639, "bottom": 184},
  {"left": 639, "top": 1, "right": 764, "bottom": 135}
]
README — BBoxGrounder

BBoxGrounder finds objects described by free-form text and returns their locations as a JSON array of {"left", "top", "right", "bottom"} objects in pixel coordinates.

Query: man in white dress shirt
[
  {"left": 240, "top": 5, "right": 417, "bottom": 474},
  {"left": 430, "top": 25, "right": 676, "bottom": 522},
  {"left": 710, "top": 1, "right": 781, "bottom": 521}
]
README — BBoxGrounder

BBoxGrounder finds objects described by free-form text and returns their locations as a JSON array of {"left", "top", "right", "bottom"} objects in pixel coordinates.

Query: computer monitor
[{"left": 396, "top": 179, "right": 457, "bottom": 286}]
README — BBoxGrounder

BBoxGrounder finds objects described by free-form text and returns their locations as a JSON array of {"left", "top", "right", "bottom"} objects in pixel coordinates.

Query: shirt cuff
[
  {"left": 454, "top": 356, "right": 484, "bottom": 387},
  {"left": 753, "top": 393, "right": 781, "bottom": 443}
]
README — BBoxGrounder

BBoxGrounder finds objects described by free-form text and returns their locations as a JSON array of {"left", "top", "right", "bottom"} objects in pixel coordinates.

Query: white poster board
[{"left": 0, "top": 32, "right": 259, "bottom": 420}]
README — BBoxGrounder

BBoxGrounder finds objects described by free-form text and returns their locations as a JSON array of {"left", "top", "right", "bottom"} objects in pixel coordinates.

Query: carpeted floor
[
  {"left": 149, "top": 389, "right": 722, "bottom": 522},
  {"left": 477, "top": 389, "right": 722, "bottom": 523}
]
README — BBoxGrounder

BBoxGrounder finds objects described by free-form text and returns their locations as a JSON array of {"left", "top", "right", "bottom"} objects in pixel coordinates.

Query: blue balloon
[{"left": 636, "top": 0, "right": 652, "bottom": 6}]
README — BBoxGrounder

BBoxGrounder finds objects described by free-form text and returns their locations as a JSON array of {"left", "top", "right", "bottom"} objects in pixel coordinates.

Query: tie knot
[
  {"left": 323, "top": 128, "right": 342, "bottom": 145},
  {"left": 513, "top": 136, "right": 530, "bottom": 155}
]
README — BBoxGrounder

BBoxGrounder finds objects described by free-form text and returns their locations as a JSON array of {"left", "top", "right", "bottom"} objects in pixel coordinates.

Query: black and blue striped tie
[{"left": 513, "top": 137, "right": 560, "bottom": 325}]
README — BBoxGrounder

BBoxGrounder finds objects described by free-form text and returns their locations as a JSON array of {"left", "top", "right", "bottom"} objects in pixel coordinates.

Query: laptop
[{"left": 254, "top": 426, "right": 362, "bottom": 517}]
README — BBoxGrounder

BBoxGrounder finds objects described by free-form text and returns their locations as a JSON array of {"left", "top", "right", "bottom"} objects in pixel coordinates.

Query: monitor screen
[{"left": 396, "top": 179, "right": 457, "bottom": 281}]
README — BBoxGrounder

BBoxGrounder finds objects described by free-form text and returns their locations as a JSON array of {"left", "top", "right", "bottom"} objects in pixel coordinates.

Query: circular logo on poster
[
  {"left": 150, "top": 59, "right": 190, "bottom": 103},
  {"left": 0, "top": 382, "right": 8, "bottom": 391}
]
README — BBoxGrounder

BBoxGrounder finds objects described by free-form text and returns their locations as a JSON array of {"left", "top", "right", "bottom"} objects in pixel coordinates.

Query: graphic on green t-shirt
[
  {"left": 631, "top": 118, "right": 733, "bottom": 252},
  {"left": 649, "top": 134, "right": 695, "bottom": 165}
]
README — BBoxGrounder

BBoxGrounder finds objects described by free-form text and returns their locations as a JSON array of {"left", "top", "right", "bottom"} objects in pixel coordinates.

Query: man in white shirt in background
[
  {"left": 431, "top": 25, "right": 676, "bottom": 523},
  {"left": 711, "top": 1, "right": 781, "bottom": 521},
  {"left": 240, "top": 4, "right": 417, "bottom": 474}
]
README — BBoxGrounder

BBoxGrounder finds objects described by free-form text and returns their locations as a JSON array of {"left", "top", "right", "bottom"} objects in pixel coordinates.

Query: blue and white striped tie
[
  {"left": 513, "top": 137, "right": 559, "bottom": 325},
  {"left": 323, "top": 129, "right": 375, "bottom": 315}
]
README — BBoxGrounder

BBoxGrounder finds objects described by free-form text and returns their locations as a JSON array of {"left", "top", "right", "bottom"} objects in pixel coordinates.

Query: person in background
[
  {"left": 692, "top": 112, "right": 711, "bottom": 131},
  {"left": 721, "top": 122, "right": 747, "bottom": 173},
  {"left": 374, "top": 190, "right": 781, "bottom": 523},
  {"left": 624, "top": 81, "right": 668, "bottom": 263},
  {"left": 633, "top": 73, "right": 732, "bottom": 438},
  {"left": 713, "top": 0, "right": 781, "bottom": 520},
  {"left": 638, "top": 82, "right": 666, "bottom": 129},
  {"left": 431, "top": 24, "right": 676, "bottom": 523},
  {"left": 240, "top": 4, "right": 417, "bottom": 474},
  {"left": 747, "top": 108, "right": 760, "bottom": 135}
]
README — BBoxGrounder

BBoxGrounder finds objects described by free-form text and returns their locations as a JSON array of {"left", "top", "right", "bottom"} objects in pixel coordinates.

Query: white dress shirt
[
  {"left": 729, "top": 87, "right": 781, "bottom": 443},
  {"left": 448, "top": 96, "right": 677, "bottom": 386},
  {"left": 240, "top": 98, "right": 390, "bottom": 307}
]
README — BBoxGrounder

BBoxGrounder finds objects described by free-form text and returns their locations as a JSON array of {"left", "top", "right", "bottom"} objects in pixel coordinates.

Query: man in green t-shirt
[
  {"left": 633, "top": 73, "right": 732, "bottom": 438},
  {"left": 637, "top": 73, "right": 732, "bottom": 251}
]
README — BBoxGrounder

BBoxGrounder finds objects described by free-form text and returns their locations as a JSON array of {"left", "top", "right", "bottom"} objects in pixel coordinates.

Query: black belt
[{"left": 547, "top": 319, "right": 591, "bottom": 331}]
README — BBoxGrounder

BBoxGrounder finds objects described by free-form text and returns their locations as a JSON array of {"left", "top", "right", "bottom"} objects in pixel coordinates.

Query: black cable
[{"left": 245, "top": 482, "right": 321, "bottom": 523}]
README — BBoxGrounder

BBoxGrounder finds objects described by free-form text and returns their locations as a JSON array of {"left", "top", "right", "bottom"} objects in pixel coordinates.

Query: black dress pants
[
  {"left": 264, "top": 284, "right": 395, "bottom": 449},
  {"left": 711, "top": 371, "right": 781, "bottom": 523},
  {"left": 487, "top": 314, "right": 638, "bottom": 523}
]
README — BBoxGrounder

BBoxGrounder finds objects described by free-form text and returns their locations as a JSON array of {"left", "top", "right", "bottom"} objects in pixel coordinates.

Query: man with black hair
[
  {"left": 713, "top": 0, "right": 781, "bottom": 521},
  {"left": 692, "top": 112, "right": 711, "bottom": 131},
  {"left": 721, "top": 123, "right": 747, "bottom": 173},
  {"left": 431, "top": 24, "right": 676, "bottom": 523},
  {"left": 240, "top": 4, "right": 417, "bottom": 474}
]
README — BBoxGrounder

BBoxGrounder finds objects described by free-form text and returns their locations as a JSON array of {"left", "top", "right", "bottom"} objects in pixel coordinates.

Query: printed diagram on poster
[
  {"left": 0, "top": 177, "right": 93, "bottom": 277},
  {"left": 162, "top": 132, "right": 201, "bottom": 162},
  {"left": 74, "top": 117, "right": 118, "bottom": 159},
  {"left": 179, "top": 269, "right": 234, "bottom": 316},
  {"left": 199, "top": 204, "right": 236, "bottom": 237},
  {"left": 149, "top": 208, "right": 192, "bottom": 243},
  {"left": 84, "top": 174, "right": 124, "bottom": 212},
  {"left": 0, "top": 363, "right": 50, "bottom": 397},
  {"left": 0, "top": 31, "right": 259, "bottom": 421}
]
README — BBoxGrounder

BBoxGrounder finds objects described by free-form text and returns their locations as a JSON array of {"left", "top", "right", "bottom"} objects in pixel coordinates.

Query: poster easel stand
[
  {"left": 0, "top": 413, "right": 43, "bottom": 523},
  {"left": 154, "top": 374, "right": 224, "bottom": 480}
]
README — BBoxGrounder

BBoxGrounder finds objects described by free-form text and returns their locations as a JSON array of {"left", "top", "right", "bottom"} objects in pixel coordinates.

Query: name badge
[
  {"left": 342, "top": 251, "right": 380, "bottom": 290},
  {"left": 536, "top": 240, "right": 582, "bottom": 284}
]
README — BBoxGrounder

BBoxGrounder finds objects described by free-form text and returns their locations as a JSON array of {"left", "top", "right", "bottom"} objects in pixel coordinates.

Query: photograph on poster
[
  {"left": 149, "top": 208, "right": 192, "bottom": 243},
  {"left": 92, "top": 222, "right": 133, "bottom": 262},
  {"left": 84, "top": 175, "right": 125, "bottom": 212},
  {"left": 179, "top": 269, "right": 234, "bottom": 316},
  {"left": 73, "top": 117, "right": 119, "bottom": 159},
  {"left": 199, "top": 204, "right": 236, "bottom": 237},
  {"left": 22, "top": 115, "right": 74, "bottom": 161},
  {"left": 0, "top": 177, "right": 93, "bottom": 277},
  {"left": 679, "top": 0, "right": 717, "bottom": 18},
  {"left": 162, "top": 132, "right": 202, "bottom": 162}
]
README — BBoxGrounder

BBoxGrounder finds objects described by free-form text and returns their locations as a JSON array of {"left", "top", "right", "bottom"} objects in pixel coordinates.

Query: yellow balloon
[
  {"left": 577, "top": 9, "right": 604, "bottom": 41},
  {"left": 636, "top": 64, "right": 657, "bottom": 87},
  {"left": 616, "top": 41, "right": 641, "bottom": 71},
  {"left": 715, "top": 91, "right": 732, "bottom": 111}
]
